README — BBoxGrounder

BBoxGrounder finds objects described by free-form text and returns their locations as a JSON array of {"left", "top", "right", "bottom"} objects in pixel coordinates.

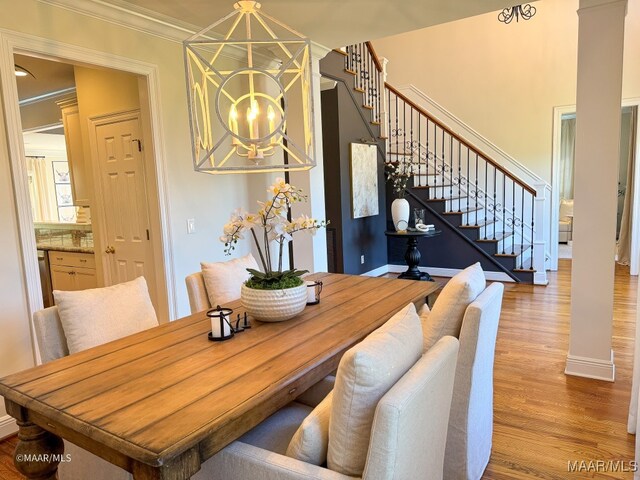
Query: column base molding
[{"left": 565, "top": 350, "right": 615, "bottom": 382}]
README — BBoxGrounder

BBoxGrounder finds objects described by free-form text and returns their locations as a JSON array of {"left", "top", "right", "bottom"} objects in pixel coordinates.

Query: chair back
[
  {"left": 33, "top": 306, "right": 69, "bottom": 363},
  {"left": 363, "top": 336, "right": 459, "bottom": 480},
  {"left": 444, "top": 282, "right": 504, "bottom": 480},
  {"left": 185, "top": 272, "right": 211, "bottom": 314}
]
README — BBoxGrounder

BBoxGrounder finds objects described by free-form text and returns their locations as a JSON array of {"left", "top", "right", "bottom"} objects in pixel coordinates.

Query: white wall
[
  {"left": 0, "top": 0, "right": 253, "bottom": 425},
  {"left": 374, "top": 0, "right": 640, "bottom": 183}
]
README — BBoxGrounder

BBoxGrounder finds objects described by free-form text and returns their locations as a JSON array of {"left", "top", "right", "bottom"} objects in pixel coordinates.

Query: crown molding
[
  {"left": 38, "top": 0, "right": 203, "bottom": 44},
  {"left": 37, "top": 0, "right": 331, "bottom": 66}
]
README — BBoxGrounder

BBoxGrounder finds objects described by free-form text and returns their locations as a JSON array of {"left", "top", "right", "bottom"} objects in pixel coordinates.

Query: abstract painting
[{"left": 350, "top": 143, "right": 379, "bottom": 219}]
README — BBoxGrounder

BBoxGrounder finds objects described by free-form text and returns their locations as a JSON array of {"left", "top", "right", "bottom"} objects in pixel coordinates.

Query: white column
[
  {"left": 289, "top": 42, "right": 330, "bottom": 273},
  {"left": 566, "top": 0, "right": 627, "bottom": 382}
]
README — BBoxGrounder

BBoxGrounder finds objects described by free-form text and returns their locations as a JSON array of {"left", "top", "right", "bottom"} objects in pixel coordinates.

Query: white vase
[
  {"left": 391, "top": 198, "right": 410, "bottom": 232},
  {"left": 241, "top": 283, "right": 307, "bottom": 322}
]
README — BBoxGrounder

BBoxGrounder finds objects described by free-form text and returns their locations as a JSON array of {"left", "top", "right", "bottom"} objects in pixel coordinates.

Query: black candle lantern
[
  {"left": 306, "top": 280, "right": 323, "bottom": 305},
  {"left": 207, "top": 305, "right": 234, "bottom": 341}
]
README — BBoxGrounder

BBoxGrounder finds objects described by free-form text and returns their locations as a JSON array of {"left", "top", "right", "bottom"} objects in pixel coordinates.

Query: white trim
[
  {"left": 550, "top": 105, "right": 576, "bottom": 271},
  {"left": 19, "top": 86, "right": 76, "bottom": 107},
  {"left": 565, "top": 350, "right": 615, "bottom": 382},
  {"left": 551, "top": 99, "right": 640, "bottom": 275},
  {"left": 387, "top": 264, "right": 515, "bottom": 282},
  {"left": 0, "top": 29, "right": 178, "bottom": 367},
  {"left": 361, "top": 265, "right": 390, "bottom": 277},
  {"left": 0, "top": 415, "right": 17, "bottom": 440},
  {"left": 38, "top": 0, "right": 200, "bottom": 44}
]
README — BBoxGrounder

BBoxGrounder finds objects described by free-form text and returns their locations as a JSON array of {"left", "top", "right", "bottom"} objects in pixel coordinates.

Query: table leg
[
  {"left": 132, "top": 446, "right": 201, "bottom": 480},
  {"left": 398, "top": 237, "right": 433, "bottom": 281},
  {"left": 14, "top": 420, "right": 64, "bottom": 480}
]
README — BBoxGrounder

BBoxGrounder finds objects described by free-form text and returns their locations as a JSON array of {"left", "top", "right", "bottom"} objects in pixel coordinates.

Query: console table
[{"left": 385, "top": 229, "right": 441, "bottom": 281}]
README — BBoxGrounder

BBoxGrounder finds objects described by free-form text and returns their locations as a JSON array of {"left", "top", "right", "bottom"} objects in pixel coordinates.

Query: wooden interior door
[{"left": 93, "top": 113, "right": 157, "bottom": 306}]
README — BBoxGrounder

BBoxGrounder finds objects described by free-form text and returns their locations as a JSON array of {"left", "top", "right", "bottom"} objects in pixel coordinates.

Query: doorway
[
  {"left": 552, "top": 103, "right": 640, "bottom": 271},
  {"left": 1, "top": 33, "right": 174, "bottom": 364}
]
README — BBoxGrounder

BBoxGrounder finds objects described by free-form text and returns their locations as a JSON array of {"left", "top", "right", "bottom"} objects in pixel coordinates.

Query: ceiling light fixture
[
  {"left": 183, "top": 1, "right": 315, "bottom": 174},
  {"left": 14, "top": 64, "right": 35, "bottom": 78},
  {"left": 498, "top": 4, "right": 536, "bottom": 24}
]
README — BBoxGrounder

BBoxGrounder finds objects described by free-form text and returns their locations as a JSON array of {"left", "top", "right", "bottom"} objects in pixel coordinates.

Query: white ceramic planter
[
  {"left": 391, "top": 198, "right": 410, "bottom": 231},
  {"left": 241, "top": 283, "right": 307, "bottom": 322}
]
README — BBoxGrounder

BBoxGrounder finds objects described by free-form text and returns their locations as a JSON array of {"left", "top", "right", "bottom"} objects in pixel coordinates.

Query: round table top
[{"left": 385, "top": 229, "right": 442, "bottom": 238}]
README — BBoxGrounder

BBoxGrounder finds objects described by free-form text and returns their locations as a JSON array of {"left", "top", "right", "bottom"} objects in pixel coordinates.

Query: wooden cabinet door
[
  {"left": 58, "top": 97, "right": 90, "bottom": 206},
  {"left": 74, "top": 267, "right": 97, "bottom": 291},
  {"left": 50, "top": 265, "right": 77, "bottom": 291}
]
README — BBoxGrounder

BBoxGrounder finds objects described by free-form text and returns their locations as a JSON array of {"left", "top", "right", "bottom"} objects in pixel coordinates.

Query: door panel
[{"left": 93, "top": 114, "right": 157, "bottom": 307}]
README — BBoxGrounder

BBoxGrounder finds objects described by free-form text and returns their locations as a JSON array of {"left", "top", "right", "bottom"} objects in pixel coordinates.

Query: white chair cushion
[
  {"left": 327, "top": 303, "right": 423, "bottom": 476},
  {"left": 53, "top": 276, "right": 158, "bottom": 354},
  {"left": 286, "top": 391, "right": 333, "bottom": 465},
  {"left": 421, "top": 262, "right": 485, "bottom": 351},
  {"left": 238, "top": 401, "right": 313, "bottom": 455},
  {"left": 201, "top": 253, "right": 259, "bottom": 307},
  {"left": 559, "top": 198, "right": 574, "bottom": 222}
]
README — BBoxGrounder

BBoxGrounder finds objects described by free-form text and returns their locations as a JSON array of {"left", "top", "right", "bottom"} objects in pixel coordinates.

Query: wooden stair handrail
[
  {"left": 365, "top": 42, "right": 383, "bottom": 73},
  {"left": 385, "top": 82, "right": 537, "bottom": 196}
]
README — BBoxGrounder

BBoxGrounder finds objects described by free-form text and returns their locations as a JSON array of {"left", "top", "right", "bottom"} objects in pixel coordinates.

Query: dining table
[{"left": 0, "top": 273, "right": 439, "bottom": 480}]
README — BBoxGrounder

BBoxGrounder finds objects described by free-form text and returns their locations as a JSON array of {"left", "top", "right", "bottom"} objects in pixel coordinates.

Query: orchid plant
[
  {"left": 386, "top": 158, "right": 413, "bottom": 199},
  {"left": 221, "top": 178, "right": 328, "bottom": 289}
]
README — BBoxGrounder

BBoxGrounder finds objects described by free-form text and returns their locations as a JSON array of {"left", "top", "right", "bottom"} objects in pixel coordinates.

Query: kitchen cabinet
[
  {"left": 49, "top": 251, "right": 97, "bottom": 292},
  {"left": 57, "top": 97, "right": 91, "bottom": 206}
]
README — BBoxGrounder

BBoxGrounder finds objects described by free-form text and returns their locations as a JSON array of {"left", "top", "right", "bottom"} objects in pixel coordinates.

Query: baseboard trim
[
  {"left": 565, "top": 351, "right": 615, "bottom": 382},
  {"left": 0, "top": 414, "right": 17, "bottom": 440},
  {"left": 361, "top": 265, "right": 390, "bottom": 277},
  {"left": 381, "top": 264, "right": 514, "bottom": 282}
]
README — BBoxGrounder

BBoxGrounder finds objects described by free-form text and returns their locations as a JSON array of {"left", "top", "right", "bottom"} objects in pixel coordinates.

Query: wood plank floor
[{"left": 0, "top": 259, "right": 636, "bottom": 479}]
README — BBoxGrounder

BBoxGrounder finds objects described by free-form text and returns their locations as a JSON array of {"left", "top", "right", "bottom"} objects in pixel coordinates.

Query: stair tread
[
  {"left": 443, "top": 206, "right": 482, "bottom": 215},
  {"left": 354, "top": 87, "right": 365, "bottom": 93},
  {"left": 370, "top": 121, "right": 381, "bottom": 126},
  {"left": 495, "top": 244, "right": 532, "bottom": 257},
  {"left": 458, "top": 219, "right": 497, "bottom": 229},
  {"left": 362, "top": 104, "right": 374, "bottom": 110},
  {"left": 424, "top": 195, "right": 465, "bottom": 202},
  {"left": 412, "top": 183, "right": 454, "bottom": 188},
  {"left": 345, "top": 69, "right": 357, "bottom": 75},
  {"left": 387, "top": 150, "right": 414, "bottom": 156},
  {"left": 476, "top": 232, "right": 514, "bottom": 242}
]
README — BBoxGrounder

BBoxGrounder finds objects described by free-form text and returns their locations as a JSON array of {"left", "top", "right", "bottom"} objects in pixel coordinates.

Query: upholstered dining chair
[
  {"left": 186, "top": 253, "right": 259, "bottom": 314},
  {"left": 417, "top": 261, "right": 503, "bottom": 480},
  {"left": 32, "top": 277, "right": 158, "bottom": 480},
  {"left": 185, "top": 271, "right": 210, "bottom": 314},
  {"left": 198, "top": 335, "right": 460, "bottom": 480}
]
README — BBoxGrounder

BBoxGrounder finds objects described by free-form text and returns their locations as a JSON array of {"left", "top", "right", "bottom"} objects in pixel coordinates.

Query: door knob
[{"left": 104, "top": 246, "right": 116, "bottom": 254}]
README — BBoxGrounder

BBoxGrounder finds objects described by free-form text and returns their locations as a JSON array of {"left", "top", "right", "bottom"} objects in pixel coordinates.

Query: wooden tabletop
[{"left": 0, "top": 273, "right": 438, "bottom": 478}]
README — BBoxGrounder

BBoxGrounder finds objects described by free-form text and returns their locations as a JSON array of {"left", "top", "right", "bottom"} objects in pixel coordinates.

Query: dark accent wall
[{"left": 321, "top": 85, "right": 387, "bottom": 274}]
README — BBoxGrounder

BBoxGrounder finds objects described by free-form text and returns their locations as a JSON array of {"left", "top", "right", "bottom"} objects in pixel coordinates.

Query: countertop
[{"left": 36, "top": 240, "right": 94, "bottom": 254}]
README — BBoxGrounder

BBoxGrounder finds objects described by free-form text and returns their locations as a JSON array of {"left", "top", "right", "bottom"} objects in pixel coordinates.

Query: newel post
[{"left": 532, "top": 182, "right": 549, "bottom": 285}]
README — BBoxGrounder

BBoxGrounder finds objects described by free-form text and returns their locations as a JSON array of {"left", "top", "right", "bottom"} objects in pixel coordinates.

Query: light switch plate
[{"left": 187, "top": 218, "right": 196, "bottom": 234}]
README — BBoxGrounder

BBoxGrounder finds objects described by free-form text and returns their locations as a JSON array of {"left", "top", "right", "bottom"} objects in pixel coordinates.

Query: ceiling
[
  {"left": 14, "top": 54, "right": 75, "bottom": 102},
  {"left": 103, "top": 0, "right": 522, "bottom": 48}
]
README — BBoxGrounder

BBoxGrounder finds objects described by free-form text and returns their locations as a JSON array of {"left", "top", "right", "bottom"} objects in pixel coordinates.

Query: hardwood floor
[
  {"left": 0, "top": 259, "right": 636, "bottom": 479},
  {"left": 485, "top": 259, "right": 636, "bottom": 479},
  {"left": 0, "top": 435, "right": 19, "bottom": 480}
]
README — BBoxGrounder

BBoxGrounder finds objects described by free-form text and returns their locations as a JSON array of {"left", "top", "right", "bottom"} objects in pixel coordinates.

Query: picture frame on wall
[{"left": 350, "top": 143, "right": 379, "bottom": 219}]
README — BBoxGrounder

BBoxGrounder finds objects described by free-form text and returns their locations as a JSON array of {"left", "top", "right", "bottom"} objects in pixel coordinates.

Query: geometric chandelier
[{"left": 183, "top": 1, "right": 315, "bottom": 174}]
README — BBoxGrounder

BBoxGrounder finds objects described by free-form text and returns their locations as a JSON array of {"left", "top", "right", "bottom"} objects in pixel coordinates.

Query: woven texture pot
[{"left": 241, "top": 283, "right": 307, "bottom": 322}]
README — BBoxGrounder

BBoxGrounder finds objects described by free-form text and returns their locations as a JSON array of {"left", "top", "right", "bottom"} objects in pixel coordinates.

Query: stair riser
[{"left": 442, "top": 198, "right": 470, "bottom": 211}]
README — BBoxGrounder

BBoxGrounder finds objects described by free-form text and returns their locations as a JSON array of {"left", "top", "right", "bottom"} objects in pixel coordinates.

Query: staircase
[{"left": 335, "top": 42, "right": 544, "bottom": 283}]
